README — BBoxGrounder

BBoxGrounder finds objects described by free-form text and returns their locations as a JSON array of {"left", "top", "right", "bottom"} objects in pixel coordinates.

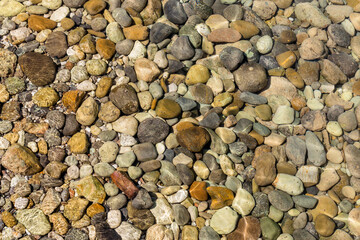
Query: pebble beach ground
[{"left": 0, "top": 0, "right": 360, "bottom": 239}]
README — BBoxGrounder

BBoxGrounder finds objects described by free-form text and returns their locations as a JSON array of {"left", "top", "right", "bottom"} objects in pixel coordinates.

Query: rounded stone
[{"left": 234, "top": 63, "right": 268, "bottom": 93}]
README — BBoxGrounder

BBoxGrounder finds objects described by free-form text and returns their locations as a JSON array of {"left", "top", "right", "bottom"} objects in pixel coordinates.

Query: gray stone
[
  {"left": 171, "top": 36, "right": 195, "bottom": 60},
  {"left": 137, "top": 118, "right": 169, "bottom": 144},
  {"left": 268, "top": 190, "right": 294, "bottom": 212},
  {"left": 345, "top": 144, "right": 360, "bottom": 178},
  {"left": 240, "top": 92, "right": 267, "bottom": 105},
  {"left": 327, "top": 24, "right": 351, "bottom": 47},
  {"left": 200, "top": 112, "right": 221, "bottom": 129},
  {"left": 292, "top": 195, "right": 318, "bottom": 209},
  {"left": 164, "top": 0, "right": 188, "bottom": 24},
  {"left": 150, "top": 22, "right": 174, "bottom": 44},
  {"left": 199, "top": 226, "right": 220, "bottom": 240},
  {"left": 305, "top": 131, "right": 326, "bottom": 167},
  {"left": 233, "top": 118, "right": 253, "bottom": 134},
  {"left": 107, "top": 194, "right": 127, "bottom": 210},
  {"left": 220, "top": 46, "right": 244, "bottom": 71},
  {"left": 132, "top": 189, "right": 153, "bottom": 209},
  {"left": 160, "top": 161, "right": 182, "bottom": 186},
  {"left": 112, "top": 8, "right": 132, "bottom": 27},
  {"left": 173, "top": 204, "right": 190, "bottom": 225},
  {"left": 286, "top": 136, "right": 306, "bottom": 166},
  {"left": 176, "top": 97, "right": 197, "bottom": 111},
  {"left": 132, "top": 142, "right": 157, "bottom": 162}
]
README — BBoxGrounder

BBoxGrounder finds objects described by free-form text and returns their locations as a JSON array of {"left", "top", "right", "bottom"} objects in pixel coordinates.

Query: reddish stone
[
  {"left": 227, "top": 216, "right": 261, "bottom": 240},
  {"left": 62, "top": 90, "right": 86, "bottom": 112},
  {"left": 189, "top": 181, "right": 208, "bottom": 201},
  {"left": 111, "top": 171, "right": 139, "bottom": 199}
]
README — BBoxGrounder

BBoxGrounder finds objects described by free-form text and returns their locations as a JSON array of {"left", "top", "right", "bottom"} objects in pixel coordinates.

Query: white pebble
[
  {"left": 107, "top": 210, "right": 122, "bottom": 229},
  {"left": 77, "top": 80, "right": 96, "bottom": 91},
  {"left": 27, "top": 141, "right": 38, "bottom": 152},
  {"left": 0, "top": 137, "right": 10, "bottom": 149},
  {"left": 156, "top": 142, "right": 166, "bottom": 154},
  {"left": 14, "top": 197, "right": 29, "bottom": 209}
]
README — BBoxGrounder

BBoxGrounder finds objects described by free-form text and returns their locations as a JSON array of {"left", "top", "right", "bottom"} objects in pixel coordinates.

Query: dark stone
[
  {"left": 237, "top": 133, "right": 257, "bottom": 150},
  {"left": 176, "top": 164, "right": 195, "bottom": 185},
  {"left": 328, "top": 24, "right": 351, "bottom": 47},
  {"left": 199, "top": 112, "right": 221, "bottom": 129},
  {"left": 233, "top": 118, "right": 253, "bottom": 134},
  {"left": 229, "top": 142, "right": 248, "bottom": 156},
  {"left": 164, "top": 149, "right": 175, "bottom": 161},
  {"left": 91, "top": 213, "right": 122, "bottom": 240},
  {"left": 327, "top": 105, "right": 344, "bottom": 121},
  {"left": 30, "top": 105, "right": 49, "bottom": 118},
  {"left": 46, "top": 110, "right": 65, "bottom": 129},
  {"left": 203, "top": 153, "right": 219, "bottom": 171},
  {"left": 132, "top": 189, "right": 153, "bottom": 209},
  {"left": 209, "top": 169, "right": 226, "bottom": 184},
  {"left": 166, "top": 60, "right": 185, "bottom": 73},
  {"left": 171, "top": 36, "right": 195, "bottom": 61},
  {"left": 328, "top": 52, "right": 358, "bottom": 77},
  {"left": 164, "top": 0, "right": 188, "bottom": 24},
  {"left": 63, "top": 114, "right": 80, "bottom": 136},
  {"left": 220, "top": 46, "right": 244, "bottom": 71},
  {"left": 124, "top": 66, "right": 137, "bottom": 83},
  {"left": 45, "top": 31, "right": 68, "bottom": 58},
  {"left": 109, "top": 84, "right": 139, "bottom": 115},
  {"left": 18, "top": 52, "right": 56, "bottom": 86},
  {"left": 150, "top": 22, "right": 174, "bottom": 44},
  {"left": 240, "top": 92, "right": 267, "bottom": 105},
  {"left": 189, "top": 83, "right": 214, "bottom": 104},
  {"left": 252, "top": 192, "right": 269, "bottom": 218},
  {"left": 173, "top": 204, "right": 190, "bottom": 225},
  {"left": 259, "top": 55, "right": 280, "bottom": 70},
  {"left": 137, "top": 118, "right": 169, "bottom": 144},
  {"left": 127, "top": 201, "right": 155, "bottom": 230}
]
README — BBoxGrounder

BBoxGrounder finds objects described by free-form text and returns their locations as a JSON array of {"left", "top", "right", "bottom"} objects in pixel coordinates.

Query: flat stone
[
  {"left": 19, "top": 52, "right": 56, "bottom": 86},
  {"left": 15, "top": 208, "right": 51, "bottom": 236},
  {"left": 345, "top": 144, "right": 360, "bottom": 178},
  {"left": 295, "top": 3, "right": 331, "bottom": 28},
  {"left": 305, "top": 131, "right": 326, "bottom": 167},
  {"left": 286, "top": 136, "right": 306, "bottom": 166}
]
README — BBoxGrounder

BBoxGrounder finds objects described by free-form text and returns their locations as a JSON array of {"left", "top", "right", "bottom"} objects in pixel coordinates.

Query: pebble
[
  {"left": 234, "top": 63, "right": 268, "bottom": 93},
  {"left": 210, "top": 206, "right": 239, "bottom": 234},
  {"left": 0, "top": 0, "right": 359, "bottom": 239},
  {"left": 273, "top": 173, "right": 304, "bottom": 195}
]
